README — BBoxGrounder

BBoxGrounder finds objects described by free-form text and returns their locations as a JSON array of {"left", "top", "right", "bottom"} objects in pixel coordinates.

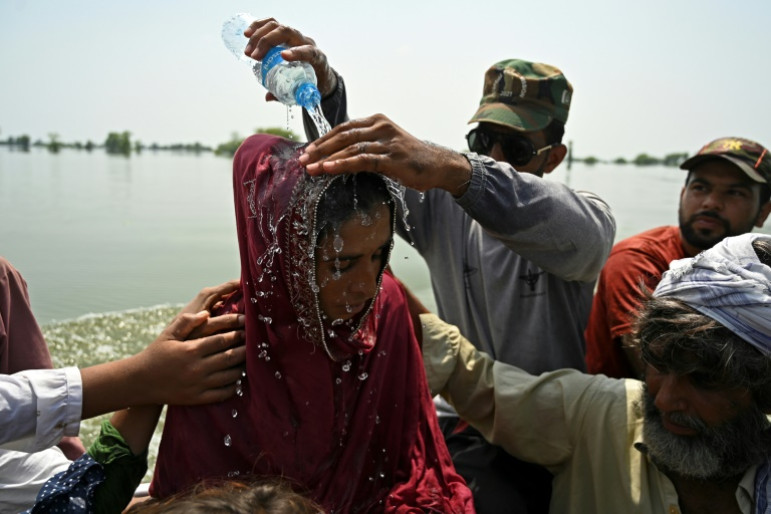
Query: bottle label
[{"left": 260, "top": 46, "right": 286, "bottom": 88}]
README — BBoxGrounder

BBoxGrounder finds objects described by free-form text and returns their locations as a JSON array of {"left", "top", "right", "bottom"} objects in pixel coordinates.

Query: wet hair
[
  {"left": 315, "top": 172, "right": 394, "bottom": 243},
  {"left": 543, "top": 119, "right": 565, "bottom": 145},
  {"left": 632, "top": 239, "right": 771, "bottom": 410},
  {"left": 126, "top": 478, "right": 323, "bottom": 514}
]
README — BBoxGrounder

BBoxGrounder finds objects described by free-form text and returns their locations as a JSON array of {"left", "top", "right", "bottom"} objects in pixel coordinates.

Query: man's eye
[
  {"left": 727, "top": 189, "right": 749, "bottom": 198},
  {"left": 689, "top": 372, "right": 720, "bottom": 389}
]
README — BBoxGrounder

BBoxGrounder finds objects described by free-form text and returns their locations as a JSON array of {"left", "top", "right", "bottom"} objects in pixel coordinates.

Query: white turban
[{"left": 653, "top": 233, "right": 771, "bottom": 356}]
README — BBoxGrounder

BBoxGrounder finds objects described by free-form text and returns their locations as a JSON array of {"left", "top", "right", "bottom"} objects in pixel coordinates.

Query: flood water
[{"left": 3, "top": 146, "right": 769, "bottom": 479}]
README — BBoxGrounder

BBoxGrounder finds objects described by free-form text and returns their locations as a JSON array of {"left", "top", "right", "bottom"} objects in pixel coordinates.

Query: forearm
[
  {"left": 457, "top": 154, "right": 616, "bottom": 281},
  {"left": 79, "top": 355, "right": 149, "bottom": 418},
  {"left": 109, "top": 406, "right": 162, "bottom": 456}
]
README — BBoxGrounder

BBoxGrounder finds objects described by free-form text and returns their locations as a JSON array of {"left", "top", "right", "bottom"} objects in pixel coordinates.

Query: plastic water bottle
[{"left": 221, "top": 13, "right": 321, "bottom": 111}]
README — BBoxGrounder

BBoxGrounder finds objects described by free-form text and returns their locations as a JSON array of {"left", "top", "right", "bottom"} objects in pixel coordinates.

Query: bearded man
[
  {"left": 585, "top": 137, "right": 771, "bottom": 378},
  {"left": 419, "top": 232, "right": 771, "bottom": 514}
]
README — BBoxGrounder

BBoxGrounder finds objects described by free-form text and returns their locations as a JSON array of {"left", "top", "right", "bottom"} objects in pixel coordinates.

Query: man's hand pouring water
[
  {"left": 300, "top": 114, "right": 473, "bottom": 197},
  {"left": 242, "top": 17, "right": 338, "bottom": 101}
]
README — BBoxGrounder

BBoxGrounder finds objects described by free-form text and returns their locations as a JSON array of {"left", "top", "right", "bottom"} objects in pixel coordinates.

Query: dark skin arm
[{"left": 80, "top": 281, "right": 246, "bottom": 418}]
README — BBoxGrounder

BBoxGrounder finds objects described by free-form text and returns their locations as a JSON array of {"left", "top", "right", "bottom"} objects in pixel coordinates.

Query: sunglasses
[{"left": 466, "top": 127, "right": 555, "bottom": 167}]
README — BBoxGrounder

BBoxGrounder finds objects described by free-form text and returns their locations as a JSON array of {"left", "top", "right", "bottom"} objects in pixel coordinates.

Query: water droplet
[
  {"left": 232, "top": 409, "right": 238, "bottom": 418},
  {"left": 358, "top": 372, "right": 369, "bottom": 381},
  {"left": 224, "top": 434, "right": 232, "bottom": 447},
  {"left": 275, "top": 371, "right": 282, "bottom": 379},
  {"left": 331, "top": 318, "right": 344, "bottom": 326},
  {"left": 342, "top": 361, "right": 351, "bottom": 372},
  {"left": 227, "top": 470, "right": 240, "bottom": 478},
  {"left": 333, "top": 234, "right": 344, "bottom": 253},
  {"left": 335, "top": 377, "right": 342, "bottom": 385}
]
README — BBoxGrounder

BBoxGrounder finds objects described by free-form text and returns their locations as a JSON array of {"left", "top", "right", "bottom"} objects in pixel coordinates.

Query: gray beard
[{"left": 640, "top": 385, "right": 771, "bottom": 481}]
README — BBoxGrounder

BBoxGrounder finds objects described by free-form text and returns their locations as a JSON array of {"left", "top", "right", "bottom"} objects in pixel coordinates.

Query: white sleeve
[{"left": 0, "top": 367, "right": 82, "bottom": 452}]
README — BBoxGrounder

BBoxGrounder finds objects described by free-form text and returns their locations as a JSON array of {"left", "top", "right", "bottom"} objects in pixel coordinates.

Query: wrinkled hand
[
  {"left": 243, "top": 18, "right": 337, "bottom": 99},
  {"left": 132, "top": 310, "right": 246, "bottom": 406},
  {"left": 299, "top": 114, "right": 473, "bottom": 196}
]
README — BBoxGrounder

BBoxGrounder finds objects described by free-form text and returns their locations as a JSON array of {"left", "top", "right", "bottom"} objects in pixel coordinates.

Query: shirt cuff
[
  {"left": 35, "top": 367, "right": 82, "bottom": 449},
  {"left": 454, "top": 153, "right": 488, "bottom": 210}
]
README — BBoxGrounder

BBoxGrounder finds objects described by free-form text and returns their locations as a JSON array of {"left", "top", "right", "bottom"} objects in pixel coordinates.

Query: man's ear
[
  {"left": 754, "top": 201, "right": 771, "bottom": 228},
  {"left": 542, "top": 144, "right": 567, "bottom": 175}
]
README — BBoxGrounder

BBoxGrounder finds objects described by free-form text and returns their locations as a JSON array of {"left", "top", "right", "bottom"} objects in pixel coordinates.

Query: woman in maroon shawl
[{"left": 151, "top": 134, "right": 473, "bottom": 513}]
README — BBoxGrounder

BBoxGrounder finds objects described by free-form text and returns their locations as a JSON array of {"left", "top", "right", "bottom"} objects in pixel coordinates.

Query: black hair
[
  {"left": 315, "top": 173, "right": 394, "bottom": 243},
  {"left": 126, "top": 478, "right": 323, "bottom": 514}
]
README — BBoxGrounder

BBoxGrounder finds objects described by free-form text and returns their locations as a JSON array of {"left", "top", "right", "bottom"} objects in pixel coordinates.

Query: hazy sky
[{"left": 2, "top": 0, "right": 769, "bottom": 160}]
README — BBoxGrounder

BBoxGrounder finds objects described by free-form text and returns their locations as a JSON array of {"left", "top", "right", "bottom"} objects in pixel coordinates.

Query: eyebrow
[
  {"left": 319, "top": 239, "right": 393, "bottom": 263},
  {"left": 689, "top": 177, "right": 755, "bottom": 189}
]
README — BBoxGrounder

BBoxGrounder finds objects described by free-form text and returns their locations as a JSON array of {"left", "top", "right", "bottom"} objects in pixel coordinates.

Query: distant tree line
[
  {"left": 572, "top": 151, "right": 689, "bottom": 167},
  {"left": 0, "top": 127, "right": 300, "bottom": 158}
]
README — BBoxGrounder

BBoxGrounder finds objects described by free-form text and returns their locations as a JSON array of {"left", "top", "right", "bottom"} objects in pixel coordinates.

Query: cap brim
[
  {"left": 468, "top": 102, "right": 552, "bottom": 132},
  {"left": 680, "top": 154, "right": 767, "bottom": 183}
]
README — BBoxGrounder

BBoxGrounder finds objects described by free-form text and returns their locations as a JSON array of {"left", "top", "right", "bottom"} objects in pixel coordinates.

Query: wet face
[
  {"left": 678, "top": 160, "right": 770, "bottom": 255},
  {"left": 315, "top": 203, "right": 392, "bottom": 322},
  {"left": 641, "top": 365, "right": 769, "bottom": 479}
]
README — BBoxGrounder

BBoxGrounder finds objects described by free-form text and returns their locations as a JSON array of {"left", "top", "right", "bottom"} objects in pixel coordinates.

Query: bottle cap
[{"left": 295, "top": 83, "right": 321, "bottom": 110}]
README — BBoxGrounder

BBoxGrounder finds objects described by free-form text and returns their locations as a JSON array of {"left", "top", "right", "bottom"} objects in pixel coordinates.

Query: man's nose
[
  {"left": 700, "top": 190, "right": 724, "bottom": 211},
  {"left": 653, "top": 373, "right": 688, "bottom": 413},
  {"left": 349, "top": 261, "right": 380, "bottom": 297}
]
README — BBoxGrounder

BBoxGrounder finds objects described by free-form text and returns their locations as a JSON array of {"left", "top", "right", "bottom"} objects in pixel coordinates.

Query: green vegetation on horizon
[
  {"left": 0, "top": 127, "right": 301, "bottom": 158},
  {"left": 2, "top": 130, "right": 691, "bottom": 169}
]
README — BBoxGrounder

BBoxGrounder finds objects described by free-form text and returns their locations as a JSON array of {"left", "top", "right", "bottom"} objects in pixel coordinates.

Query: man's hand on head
[{"left": 299, "top": 114, "right": 473, "bottom": 197}]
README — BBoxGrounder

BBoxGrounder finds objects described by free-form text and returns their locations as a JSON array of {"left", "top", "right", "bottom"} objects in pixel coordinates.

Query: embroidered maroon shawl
[{"left": 151, "top": 135, "right": 472, "bottom": 513}]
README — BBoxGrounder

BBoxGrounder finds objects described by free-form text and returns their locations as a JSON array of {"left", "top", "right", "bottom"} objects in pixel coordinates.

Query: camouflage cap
[
  {"left": 680, "top": 137, "right": 770, "bottom": 183},
  {"left": 468, "top": 59, "right": 573, "bottom": 132}
]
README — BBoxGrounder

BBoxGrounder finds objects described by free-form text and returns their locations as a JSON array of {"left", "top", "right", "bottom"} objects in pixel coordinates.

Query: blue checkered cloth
[{"left": 654, "top": 233, "right": 771, "bottom": 356}]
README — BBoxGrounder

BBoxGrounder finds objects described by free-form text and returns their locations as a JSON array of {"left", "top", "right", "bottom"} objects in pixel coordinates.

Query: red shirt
[{"left": 584, "top": 226, "right": 688, "bottom": 378}]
